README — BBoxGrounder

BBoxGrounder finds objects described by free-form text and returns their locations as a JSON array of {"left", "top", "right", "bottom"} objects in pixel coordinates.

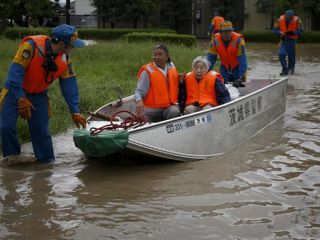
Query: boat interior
[{"left": 88, "top": 78, "right": 283, "bottom": 123}]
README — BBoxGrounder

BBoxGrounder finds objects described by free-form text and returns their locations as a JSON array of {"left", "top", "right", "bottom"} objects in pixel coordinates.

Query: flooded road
[{"left": 0, "top": 43, "right": 320, "bottom": 239}]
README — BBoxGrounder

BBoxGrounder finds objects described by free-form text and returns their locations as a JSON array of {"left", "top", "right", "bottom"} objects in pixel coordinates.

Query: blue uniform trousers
[
  {"left": 0, "top": 113, "right": 1, "bottom": 148},
  {"left": 278, "top": 38, "right": 296, "bottom": 73},
  {"left": 1, "top": 90, "right": 54, "bottom": 162},
  {"left": 219, "top": 65, "right": 240, "bottom": 83}
]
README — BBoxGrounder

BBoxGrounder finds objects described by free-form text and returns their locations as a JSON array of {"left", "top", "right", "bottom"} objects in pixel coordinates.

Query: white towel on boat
[{"left": 225, "top": 84, "right": 240, "bottom": 100}]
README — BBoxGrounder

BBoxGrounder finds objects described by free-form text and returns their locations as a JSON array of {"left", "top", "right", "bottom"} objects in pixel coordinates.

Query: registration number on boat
[{"left": 166, "top": 114, "right": 212, "bottom": 134}]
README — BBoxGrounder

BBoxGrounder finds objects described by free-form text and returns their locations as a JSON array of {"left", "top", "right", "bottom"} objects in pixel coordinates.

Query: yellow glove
[
  {"left": 72, "top": 113, "right": 86, "bottom": 128},
  {"left": 18, "top": 97, "right": 34, "bottom": 120}
]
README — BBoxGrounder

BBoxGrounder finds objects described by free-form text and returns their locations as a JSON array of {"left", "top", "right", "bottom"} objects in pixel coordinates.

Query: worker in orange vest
[
  {"left": 0, "top": 24, "right": 86, "bottom": 163},
  {"left": 207, "top": 21, "right": 247, "bottom": 87},
  {"left": 134, "top": 44, "right": 181, "bottom": 122},
  {"left": 207, "top": 12, "right": 225, "bottom": 38},
  {"left": 273, "top": 9, "right": 303, "bottom": 76}
]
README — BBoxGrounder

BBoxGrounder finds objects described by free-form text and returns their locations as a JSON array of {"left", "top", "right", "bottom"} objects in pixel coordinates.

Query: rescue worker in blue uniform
[
  {"left": 0, "top": 24, "right": 86, "bottom": 163},
  {"left": 273, "top": 9, "right": 303, "bottom": 76},
  {"left": 207, "top": 21, "right": 247, "bottom": 87}
]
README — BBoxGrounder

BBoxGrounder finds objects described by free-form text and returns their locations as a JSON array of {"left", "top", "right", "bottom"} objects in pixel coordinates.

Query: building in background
[
  {"left": 60, "top": 0, "right": 315, "bottom": 33},
  {"left": 54, "top": 0, "right": 97, "bottom": 27},
  {"left": 73, "top": 0, "right": 96, "bottom": 27}
]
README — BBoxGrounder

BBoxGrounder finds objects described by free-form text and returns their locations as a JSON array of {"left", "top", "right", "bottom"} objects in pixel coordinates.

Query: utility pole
[{"left": 66, "top": 0, "right": 70, "bottom": 24}]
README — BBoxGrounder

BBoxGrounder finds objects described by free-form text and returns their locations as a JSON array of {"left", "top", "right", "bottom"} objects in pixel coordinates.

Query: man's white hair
[{"left": 192, "top": 56, "right": 210, "bottom": 69}]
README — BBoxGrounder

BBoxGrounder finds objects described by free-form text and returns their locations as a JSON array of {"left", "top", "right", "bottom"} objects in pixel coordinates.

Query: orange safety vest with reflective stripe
[
  {"left": 185, "top": 70, "right": 222, "bottom": 107},
  {"left": 22, "top": 35, "right": 68, "bottom": 93},
  {"left": 215, "top": 32, "right": 242, "bottom": 70},
  {"left": 279, "top": 15, "right": 299, "bottom": 40},
  {"left": 137, "top": 63, "right": 179, "bottom": 108},
  {"left": 212, "top": 16, "right": 225, "bottom": 31}
]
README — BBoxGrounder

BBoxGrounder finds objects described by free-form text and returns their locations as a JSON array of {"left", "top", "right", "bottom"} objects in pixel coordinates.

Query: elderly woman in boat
[
  {"left": 183, "top": 56, "right": 231, "bottom": 114},
  {"left": 134, "top": 44, "right": 181, "bottom": 122}
]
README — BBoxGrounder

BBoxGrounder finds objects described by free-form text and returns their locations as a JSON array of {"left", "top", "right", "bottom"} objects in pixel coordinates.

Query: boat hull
[
  {"left": 84, "top": 78, "right": 287, "bottom": 161},
  {"left": 126, "top": 78, "right": 287, "bottom": 161}
]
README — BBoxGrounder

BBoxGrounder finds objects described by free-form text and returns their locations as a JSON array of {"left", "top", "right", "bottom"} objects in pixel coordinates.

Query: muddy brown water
[{"left": 0, "top": 43, "right": 319, "bottom": 240}]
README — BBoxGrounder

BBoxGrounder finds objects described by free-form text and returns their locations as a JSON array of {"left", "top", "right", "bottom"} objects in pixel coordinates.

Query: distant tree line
[
  {"left": 91, "top": 0, "right": 320, "bottom": 31},
  {"left": 90, "top": 0, "right": 194, "bottom": 31},
  {"left": 0, "top": 0, "right": 60, "bottom": 32},
  {"left": 1, "top": 0, "right": 320, "bottom": 33}
]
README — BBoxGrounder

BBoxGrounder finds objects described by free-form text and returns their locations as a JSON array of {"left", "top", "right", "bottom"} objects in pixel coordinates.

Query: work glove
[
  {"left": 72, "top": 113, "right": 86, "bottom": 128},
  {"left": 285, "top": 31, "right": 294, "bottom": 36},
  {"left": 18, "top": 97, "right": 34, "bottom": 120}
]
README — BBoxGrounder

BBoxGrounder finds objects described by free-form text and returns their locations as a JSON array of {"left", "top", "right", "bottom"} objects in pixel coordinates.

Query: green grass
[{"left": 0, "top": 38, "right": 205, "bottom": 142}]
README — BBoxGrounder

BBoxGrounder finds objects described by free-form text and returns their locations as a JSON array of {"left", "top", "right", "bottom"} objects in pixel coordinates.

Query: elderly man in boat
[
  {"left": 182, "top": 56, "right": 231, "bottom": 114},
  {"left": 134, "top": 44, "right": 181, "bottom": 122}
]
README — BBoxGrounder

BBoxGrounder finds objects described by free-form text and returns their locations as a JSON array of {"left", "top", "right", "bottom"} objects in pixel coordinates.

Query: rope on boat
[{"left": 89, "top": 110, "right": 149, "bottom": 135}]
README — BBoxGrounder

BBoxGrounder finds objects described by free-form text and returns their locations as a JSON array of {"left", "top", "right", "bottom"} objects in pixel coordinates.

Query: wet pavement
[{"left": 0, "top": 43, "right": 320, "bottom": 239}]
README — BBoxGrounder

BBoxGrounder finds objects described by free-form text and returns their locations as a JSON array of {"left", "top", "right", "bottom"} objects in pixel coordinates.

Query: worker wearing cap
[
  {"left": 273, "top": 9, "right": 303, "bottom": 76},
  {"left": 207, "top": 21, "right": 247, "bottom": 87},
  {"left": 207, "top": 12, "right": 225, "bottom": 38},
  {"left": 0, "top": 24, "right": 86, "bottom": 163}
]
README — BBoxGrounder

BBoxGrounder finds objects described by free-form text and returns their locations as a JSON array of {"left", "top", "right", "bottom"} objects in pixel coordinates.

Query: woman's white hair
[{"left": 192, "top": 56, "right": 210, "bottom": 69}]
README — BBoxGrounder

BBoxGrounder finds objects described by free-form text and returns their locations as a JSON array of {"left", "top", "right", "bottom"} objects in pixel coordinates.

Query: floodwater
[{"left": 0, "top": 43, "right": 320, "bottom": 240}]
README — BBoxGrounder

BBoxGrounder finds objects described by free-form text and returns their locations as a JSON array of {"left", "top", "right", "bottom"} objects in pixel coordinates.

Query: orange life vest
[
  {"left": 215, "top": 32, "right": 242, "bottom": 70},
  {"left": 279, "top": 15, "right": 299, "bottom": 40},
  {"left": 212, "top": 16, "right": 225, "bottom": 31},
  {"left": 185, "top": 70, "right": 222, "bottom": 107},
  {"left": 137, "top": 63, "right": 179, "bottom": 108},
  {"left": 22, "top": 35, "right": 68, "bottom": 93}
]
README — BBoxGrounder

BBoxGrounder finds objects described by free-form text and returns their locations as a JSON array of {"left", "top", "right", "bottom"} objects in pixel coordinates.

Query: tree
[
  {"left": 0, "top": 0, "right": 55, "bottom": 30},
  {"left": 0, "top": 0, "right": 28, "bottom": 29},
  {"left": 296, "top": 0, "right": 320, "bottom": 30},
  {"left": 300, "top": 0, "right": 320, "bottom": 13},
  {"left": 209, "top": 0, "right": 245, "bottom": 30},
  {"left": 255, "top": 0, "right": 280, "bottom": 29},
  {"left": 0, "top": 0, "right": 12, "bottom": 31},
  {"left": 123, "top": 0, "right": 157, "bottom": 28},
  {"left": 159, "top": 0, "right": 193, "bottom": 33},
  {"left": 91, "top": 0, "right": 158, "bottom": 28},
  {"left": 25, "top": 0, "right": 55, "bottom": 26},
  {"left": 91, "top": 0, "right": 127, "bottom": 28}
]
